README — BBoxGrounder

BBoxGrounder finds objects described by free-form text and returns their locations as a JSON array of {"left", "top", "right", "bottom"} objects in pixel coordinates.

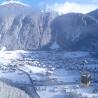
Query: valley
[
  {"left": 0, "top": 1, "right": 98, "bottom": 98},
  {"left": 0, "top": 50, "right": 98, "bottom": 98}
]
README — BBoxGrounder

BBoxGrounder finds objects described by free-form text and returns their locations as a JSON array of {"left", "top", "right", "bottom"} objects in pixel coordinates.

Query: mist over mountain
[{"left": 0, "top": 1, "right": 98, "bottom": 51}]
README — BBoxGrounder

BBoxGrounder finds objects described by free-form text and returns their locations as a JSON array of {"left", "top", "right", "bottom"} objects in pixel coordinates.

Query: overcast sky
[{"left": 0, "top": 0, "right": 98, "bottom": 14}]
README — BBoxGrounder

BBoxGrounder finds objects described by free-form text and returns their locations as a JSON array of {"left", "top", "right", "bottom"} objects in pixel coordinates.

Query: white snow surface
[
  {"left": 0, "top": 50, "right": 22, "bottom": 65},
  {"left": 0, "top": 0, "right": 30, "bottom": 7},
  {"left": 24, "top": 64, "right": 48, "bottom": 74}
]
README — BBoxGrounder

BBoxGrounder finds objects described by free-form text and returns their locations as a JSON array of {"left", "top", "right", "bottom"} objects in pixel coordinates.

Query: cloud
[{"left": 46, "top": 2, "right": 98, "bottom": 14}]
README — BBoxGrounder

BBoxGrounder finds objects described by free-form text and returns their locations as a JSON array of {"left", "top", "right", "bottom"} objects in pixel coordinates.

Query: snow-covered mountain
[
  {"left": 87, "top": 9, "right": 98, "bottom": 55},
  {"left": 51, "top": 13, "right": 98, "bottom": 51},
  {"left": 0, "top": 1, "right": 32, "bottom": 15},
  {"left": 87, "top": 9, "right": 98, "bottom": 20},
  {"left": 0, "top": 1, "right": 98, "bottom": 51},
  {"left": 0, "top": 1, "right": 57, "bottom": 50}
]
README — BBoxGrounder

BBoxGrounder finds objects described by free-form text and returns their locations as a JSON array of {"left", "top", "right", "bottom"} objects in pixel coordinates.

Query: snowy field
[{"left": 0, "top": 50, "right": 98, "bottom": 98}]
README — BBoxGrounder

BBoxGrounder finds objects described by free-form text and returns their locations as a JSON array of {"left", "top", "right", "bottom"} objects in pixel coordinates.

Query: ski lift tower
[{"left": 80, "top": 60, "right": 91, "bottom": 86}]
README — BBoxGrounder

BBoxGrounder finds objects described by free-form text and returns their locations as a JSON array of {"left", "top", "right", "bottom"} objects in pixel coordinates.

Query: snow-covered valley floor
[{"left": 0, "top": 50, "right": 98, "bottom": 98}]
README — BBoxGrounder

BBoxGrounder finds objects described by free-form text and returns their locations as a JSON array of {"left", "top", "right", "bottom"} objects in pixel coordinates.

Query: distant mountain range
[{"left": 0, "top": 1, "right": 98, "bottom": 52}]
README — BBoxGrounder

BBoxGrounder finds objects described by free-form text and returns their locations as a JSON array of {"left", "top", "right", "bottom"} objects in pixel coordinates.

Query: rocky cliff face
[{"left": 0, "top": 1, "right": 57, "bottom": 50}]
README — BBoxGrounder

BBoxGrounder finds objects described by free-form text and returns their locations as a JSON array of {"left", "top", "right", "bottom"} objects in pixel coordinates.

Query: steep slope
[
  {"left": 0, "top": 1, "right": 57, "bottom": 50},
  {"left": 87, "top": 9, "right": 98, "bottom": 54},
  {"left": 87, "top": 9, "right": 98, "bottom": 20},
  {"left": 51, "top": 13, "right": 98, "bottom": 51}
]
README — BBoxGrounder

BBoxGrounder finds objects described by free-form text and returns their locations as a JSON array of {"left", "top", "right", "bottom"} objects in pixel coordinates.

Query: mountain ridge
[{"left": 0, "top": 1, "right": 98, "bottom": 52}]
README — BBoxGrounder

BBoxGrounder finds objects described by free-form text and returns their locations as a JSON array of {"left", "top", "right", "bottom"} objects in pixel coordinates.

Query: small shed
[{"left": 81, "top": 71, "right": 91, "bottom": 86}]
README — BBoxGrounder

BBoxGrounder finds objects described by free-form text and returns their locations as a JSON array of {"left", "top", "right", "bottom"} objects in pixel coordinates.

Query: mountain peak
[
  {"left": 0, "top": 0, "right": 30, "bottom": 7},
  {"left": 0, "top": 0, "right": 32, "bottom": 15}
]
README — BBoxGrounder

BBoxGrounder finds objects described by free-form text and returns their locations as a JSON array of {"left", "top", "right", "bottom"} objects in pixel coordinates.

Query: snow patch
[
  {"left": 0, "top": 46, "right": 6, "bottom": 52},
  {"left": 24, "top": 65, "right": 47, "bottom": 74},
  {"left": 0, "top": 0, "right": 30, "bottom": 7},
  {"left": 50, "top": 41, "right": 60, "bottom": 49},
  {"left": 0, "top": 50, "right": 22, "bottom": 65}
]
